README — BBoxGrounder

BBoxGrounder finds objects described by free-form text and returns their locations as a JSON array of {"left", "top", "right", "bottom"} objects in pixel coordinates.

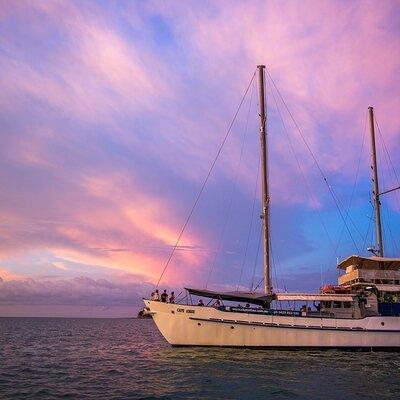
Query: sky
[{"left": 0, "top": 0, "right": 399, "bottom": 317}]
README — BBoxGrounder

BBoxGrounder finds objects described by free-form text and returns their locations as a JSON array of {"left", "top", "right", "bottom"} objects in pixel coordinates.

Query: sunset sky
[{"left": 0, "top": 0, "right": 399, "bottom": 317}]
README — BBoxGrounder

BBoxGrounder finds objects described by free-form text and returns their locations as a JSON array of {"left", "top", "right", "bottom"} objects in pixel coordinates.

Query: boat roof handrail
[
  {"left": 374, "top": 284, "right": 400, "bottom": 292},
  {"left": 275, "top": 293, "right": 356, "bottom": 302},
  {"left": 337, "top": 255, "right": 400, "bottom": 270},
  {"left": 186, "top": 288, "right": 357, "bottom": 303}
]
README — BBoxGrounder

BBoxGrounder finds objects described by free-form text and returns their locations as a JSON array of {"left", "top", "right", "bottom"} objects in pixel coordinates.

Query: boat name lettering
[
  {"left": 177, "top": 308, "right": 185, "bottom": 313},
  {"left": 186, "top": 309, "right": 195, "bottom": 314}
]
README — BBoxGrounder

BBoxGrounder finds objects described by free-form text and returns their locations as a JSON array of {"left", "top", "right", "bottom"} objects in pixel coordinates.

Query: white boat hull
[{"left": 144, "top": 300, "right": 400, "bottom": 348}]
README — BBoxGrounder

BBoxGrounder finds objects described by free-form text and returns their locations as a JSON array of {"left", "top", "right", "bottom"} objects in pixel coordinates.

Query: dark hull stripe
[{"left": 189, "top": 317, "right": 400, "bottom": 333}]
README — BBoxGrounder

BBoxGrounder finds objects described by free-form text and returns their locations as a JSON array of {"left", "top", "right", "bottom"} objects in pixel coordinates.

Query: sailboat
[{"left": 144, "top": 65, "right": 400, "bottom": 348}]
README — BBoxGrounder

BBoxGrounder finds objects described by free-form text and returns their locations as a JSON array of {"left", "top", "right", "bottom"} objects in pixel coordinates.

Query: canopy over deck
[
  {"left": 185, "top": 288, "right": 273, "bottom": 306},
  {"left": 337, "top": 255, "right": 400, "bottom": 270}
]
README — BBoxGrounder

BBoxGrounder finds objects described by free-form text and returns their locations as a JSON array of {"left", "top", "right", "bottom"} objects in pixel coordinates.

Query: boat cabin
[
  {"left": 337, "top": 255, "right": 400, "bottom": 316},
  {"left": 275, "top": 292, "right": 364, "bottom": 318}
]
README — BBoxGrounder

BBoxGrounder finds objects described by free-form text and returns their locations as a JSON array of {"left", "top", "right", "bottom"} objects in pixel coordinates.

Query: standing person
[
  {"left": 169, "top": 291, "right": 175, "bottom": 304},
  {"left": 160, "top": 289, "right": 168, "bottom": 303},
  {"left": 154, "top": 289, "right": 160, "bottom": 301},
  {"left": 197, "top": 299, "right": 204, "bottom": 306},
  {"left": 150, "top": 292, "right": 155, "bottom": 300}
]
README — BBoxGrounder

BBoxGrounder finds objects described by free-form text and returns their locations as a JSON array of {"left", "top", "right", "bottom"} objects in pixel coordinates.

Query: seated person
[
  {"left": 198, "top": 299, "right": 205, "bottom": 306},
  {"left": 213, "top": 300, "right": 221, "bottom": 308}
]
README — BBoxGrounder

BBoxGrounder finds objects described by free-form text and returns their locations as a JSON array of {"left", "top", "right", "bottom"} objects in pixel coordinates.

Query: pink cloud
[
  {"left": 0, "top": 0, "right": 399, "bottom": 305},
  {"left": 0, "top": 1, "right": 174, "bottom": 125},
  {"left": 150, "top": 0, "right": 400, "bottom": 212}
]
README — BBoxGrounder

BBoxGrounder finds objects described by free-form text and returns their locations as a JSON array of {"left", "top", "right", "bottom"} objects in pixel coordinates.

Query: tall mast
[
  {"left": 257, "top": 65, "right": 272, "bottom": 294},
  {"left": 368, "top": 106, "right": 384, "bottom": 257}
]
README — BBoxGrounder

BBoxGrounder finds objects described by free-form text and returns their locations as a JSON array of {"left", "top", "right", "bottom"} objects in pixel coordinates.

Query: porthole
[
  {"left": 171, "top": 310, "right": 175, "bottom": 314},
  {"left": 381, "top": 322, "right": 385, "bottom": 326},
  {"left": 198, "top": 323, "right": 201, "bottom": 326},
  {"left": 231, "top": 326, "right": 234, "bottom": 329}
]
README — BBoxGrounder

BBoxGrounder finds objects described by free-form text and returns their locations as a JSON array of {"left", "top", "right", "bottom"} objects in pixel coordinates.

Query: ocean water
[{"left": 1, "top": 318, "right": 399, "bottom": 399}]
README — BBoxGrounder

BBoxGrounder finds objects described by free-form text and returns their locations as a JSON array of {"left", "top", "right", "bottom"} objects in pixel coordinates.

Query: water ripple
[{"left": 0, "top": 317, "right": 399, "bottom": 399}]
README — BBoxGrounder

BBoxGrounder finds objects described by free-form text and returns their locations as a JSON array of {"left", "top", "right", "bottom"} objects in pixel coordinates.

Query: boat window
[
  {"left": 333, "top": 301, "right": 341, "bottom": 308},
  {"left": 322, "top": 301, "right": 331, "bottom": 308},
  {"left": 343, "top": 302, "right": 352, "bottom": 308}
]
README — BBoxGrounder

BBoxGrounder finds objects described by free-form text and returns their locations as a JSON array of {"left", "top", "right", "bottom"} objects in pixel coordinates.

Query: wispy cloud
[{"left": 0, "top": 275, "right": 152, "bottom": 306}]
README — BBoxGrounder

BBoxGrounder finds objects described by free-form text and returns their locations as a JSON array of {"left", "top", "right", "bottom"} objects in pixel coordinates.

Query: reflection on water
[{"left": 0, "top": 317, "right": 399, "bottom": 399}]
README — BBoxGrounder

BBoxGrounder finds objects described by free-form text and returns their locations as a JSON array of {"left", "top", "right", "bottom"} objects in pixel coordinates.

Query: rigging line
[
  {"left": 156, "top": 71, "right": 256, "bottom": 288},
  {"left": 253, "top": 230, "right": 265, "bottom": 292},
  {"left": 382, "top": 200, "right": 399, "bottom": 255},
  {"left": 270, "top": 237, "right": 280, "bottom": 292},
  {"left": 377, "top": 129, "right": 400, "bottom": 255},
  {"left": 370, "top": 193, "right": 376, "bottom": 249},
  {"left": 265, "top": 68, "right": 360, "bottom": 252},
  {"left": 237, "top": 150, "right": 260, "bottom": 290},
  {"left": 376, "top": 129, "right": 390, "bottom": 250},
  {"left": 270, "top": 234, "right": 288, "bottom": 292},
  {"left": 362, "top": 215, "right": 373, "bottom": 252},
  {"left": 271, "top": 241, "right": 279, "bottom": 292},
  {"left": 253, "top": 275, "right": 264, "bottom": 292},
  {"left": 375, "top": 116, "right": 400, "bottom": 211},
  {"left": 205, "top": 75, "right": 256, "bottom": 289},
  {"left": 362, "top": 200, "right": 374, "bottom": 252},
  {"left": 266, "top": 73, "right": 335, "bottom": 252},
  {"left": 330, "top": 188, "right": 366, "bottom": 243},
  {"left": 332, "top": 110, "right": 368, "bottom": 256},
  {"left": 385, "top": 203, "right": 399, "bottom": 254},
  {"left": 375, "top": 116, "right": 400, "bottom": 185},
  {"left": 250, "top": 225, "right": 263, "bottom": 291}
]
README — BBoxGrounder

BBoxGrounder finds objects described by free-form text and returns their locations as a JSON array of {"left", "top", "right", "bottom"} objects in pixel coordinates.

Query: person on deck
[
  {"left": 169, "top": 291, "right": 175, "bottom": 303},
  {"left": 160, "top": 290, "right": 168, "bottom": 303},
  {"left": 153, "top": 289, "right": 160, "bottom": 301},
  {"left": 198, "top": 299, "right": 204, "bottom": 306},
  {"left": 213, "top": 300, "right": 221, "bottom": 308}
]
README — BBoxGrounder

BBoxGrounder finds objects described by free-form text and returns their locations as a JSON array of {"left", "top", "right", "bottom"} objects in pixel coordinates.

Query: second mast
[{"left": 368, "top": 106, "right": 384, "bottom": 257}]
